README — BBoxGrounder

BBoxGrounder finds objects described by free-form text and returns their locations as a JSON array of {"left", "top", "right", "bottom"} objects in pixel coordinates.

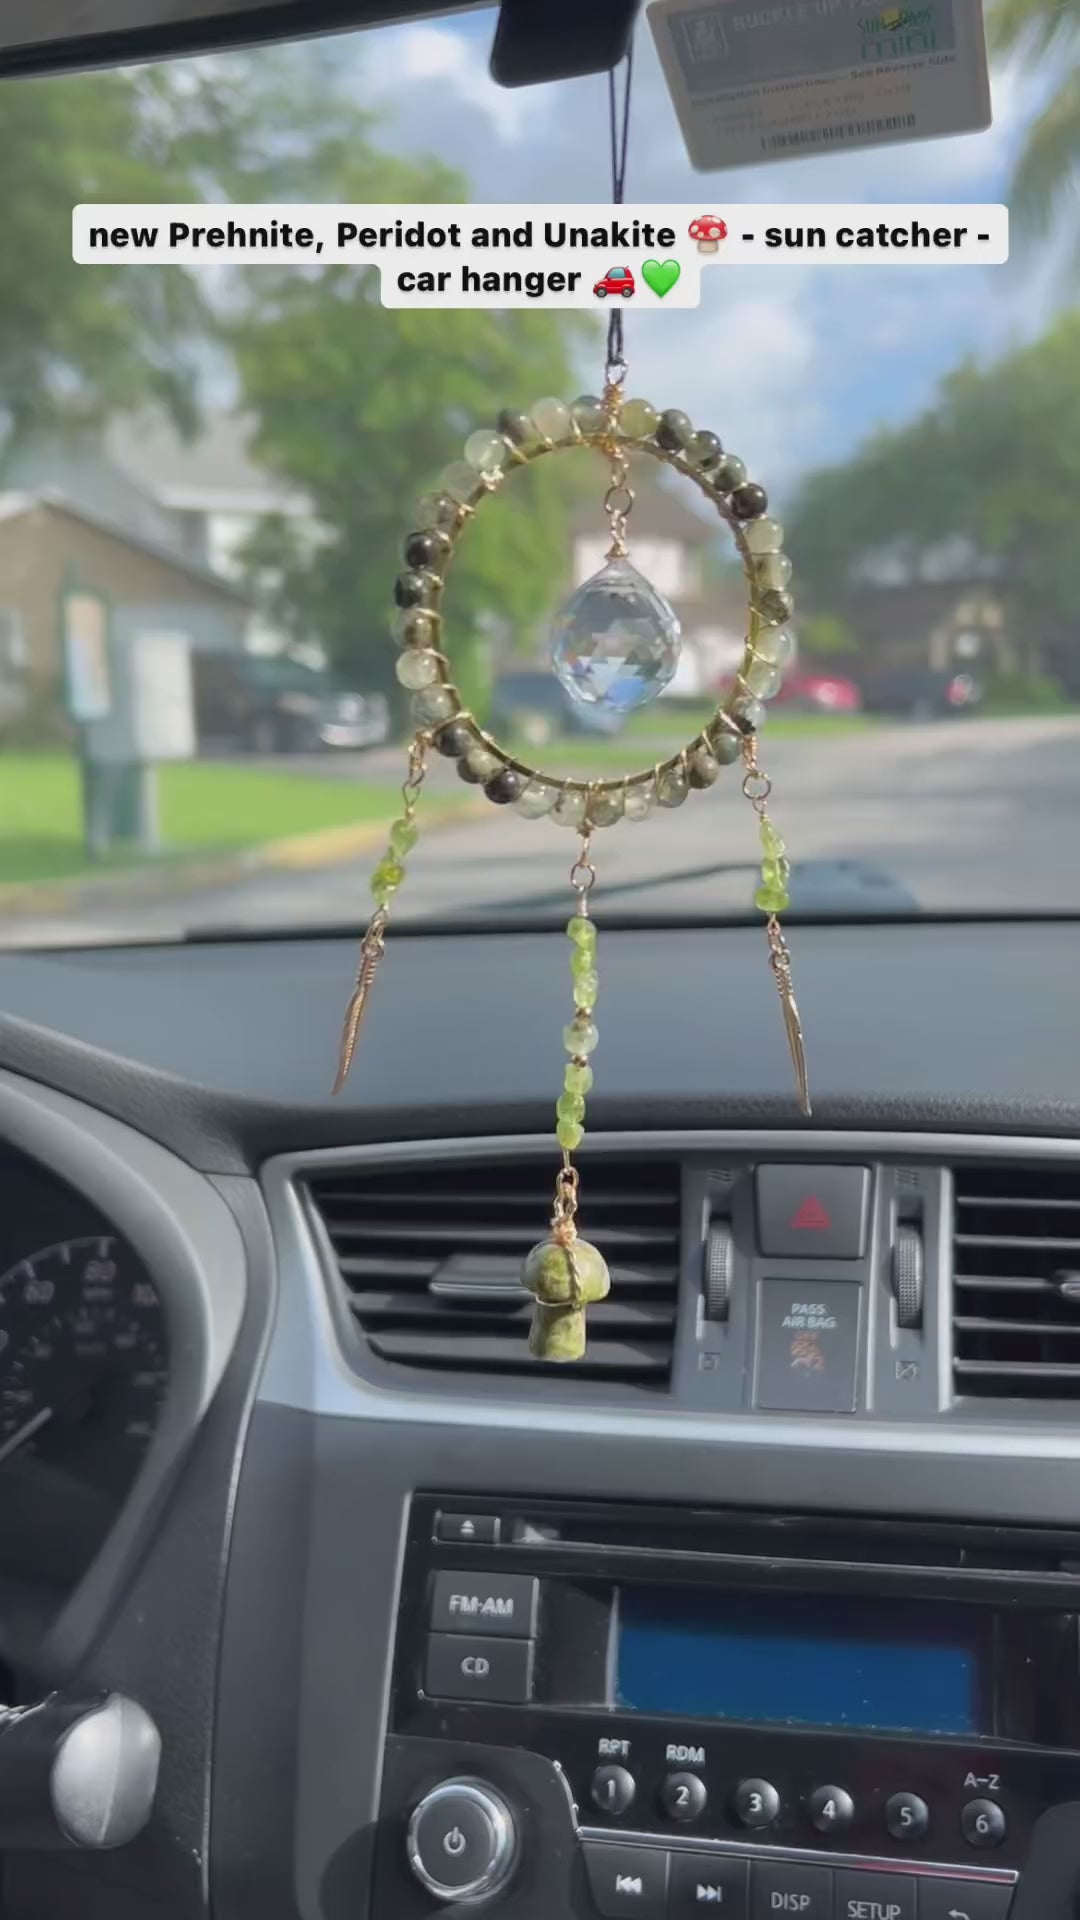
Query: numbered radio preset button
[
  {"left": 884, "top": 1791, "right": 929, "bottom": 1840},
  {"left": 808, "top": 1784, "right": 855, "bottom": 1834},
  {"left": 732, "top": 1778, "right": 780, "bottom": 1829},
  {"left": 660, "top": 1771, "right": 708, "bottom": 1822},
  {"left": 591, "top": 1766, "right": 636, "bottom": 1816},
  {"left": 961, "top": 1798, "right": 1007, "bottom": 1848}
]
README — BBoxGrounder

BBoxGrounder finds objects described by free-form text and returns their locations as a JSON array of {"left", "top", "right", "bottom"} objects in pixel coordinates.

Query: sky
[{"left": 333, "top": 2, "right": 1066, "bottom": 492}]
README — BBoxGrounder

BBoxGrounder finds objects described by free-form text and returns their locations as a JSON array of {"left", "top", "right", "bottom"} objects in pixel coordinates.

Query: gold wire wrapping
[
  {"left": 742, "top": 734, "right": 812, "bottom": 1118},
  {"left": 332, "top": 730, "right": 430, "bottom": 1094}
]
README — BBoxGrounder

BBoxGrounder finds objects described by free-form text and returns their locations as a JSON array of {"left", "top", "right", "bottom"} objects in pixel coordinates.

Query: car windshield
[{"left": 0, "top": 7, "right": 1073, "bottom": 944}]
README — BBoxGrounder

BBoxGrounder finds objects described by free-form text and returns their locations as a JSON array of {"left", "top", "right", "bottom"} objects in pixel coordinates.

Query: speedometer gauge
[{"left": 0, "top": 1236, "right": 169, "bottom": 1582}]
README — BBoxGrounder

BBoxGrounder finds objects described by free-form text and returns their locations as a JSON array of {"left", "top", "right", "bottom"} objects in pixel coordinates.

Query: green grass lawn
[{"left": 0, "top": 754, "right": 443, "bottom": 888}]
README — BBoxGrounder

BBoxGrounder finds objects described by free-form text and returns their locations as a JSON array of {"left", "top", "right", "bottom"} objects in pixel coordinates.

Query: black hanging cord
[{"left": 605, "top": 42, "right": 634, "bottom": 383}]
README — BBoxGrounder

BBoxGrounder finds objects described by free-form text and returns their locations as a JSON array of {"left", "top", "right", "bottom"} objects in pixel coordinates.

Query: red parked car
[
  {"left": 594, "top": 264, "right": 635, "bottom": 297},
  {"left": 774, "top": 671, "right": 862, "bottom": 714}
]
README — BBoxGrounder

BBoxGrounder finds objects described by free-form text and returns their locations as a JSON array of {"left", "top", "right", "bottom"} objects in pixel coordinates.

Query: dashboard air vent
[
  {"left": 307, "top": 1154, "right": 681, "bottom": 1386},
  {"left": 953, "top": 1163, "right": 1080, "bottom": 1398}
]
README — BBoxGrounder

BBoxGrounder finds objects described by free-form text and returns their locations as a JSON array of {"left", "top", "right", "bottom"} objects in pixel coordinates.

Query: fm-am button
[
  {"left": 425, "top": 1633, "right": 534, "bottom": 1703},
  {"left": 431, "top": 1570, "right": 539, "bottom": 1637}
]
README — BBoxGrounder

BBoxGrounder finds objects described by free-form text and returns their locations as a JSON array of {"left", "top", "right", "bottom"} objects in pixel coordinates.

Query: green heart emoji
[{"left": 641, "top": 257, "right": 681, "bottom": 297}]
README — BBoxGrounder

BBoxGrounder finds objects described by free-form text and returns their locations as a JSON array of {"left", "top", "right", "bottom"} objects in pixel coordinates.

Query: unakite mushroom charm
[{"left": 522, "top": 1230, "right": 610, "bottom": 1363}]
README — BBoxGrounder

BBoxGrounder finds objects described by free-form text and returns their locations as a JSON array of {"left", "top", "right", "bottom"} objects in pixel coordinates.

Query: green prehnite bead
[
  {"left": 389, "top": 817, "right": 418, "bottom": 857},
  {"left": 760, "top": 819, "right": 785, "bottom": 858},
  {"left": 587, "top": 787, "right": 624, "bottom": 828},
  {"left": 745, "top": 516, "right": 784, "bottom": 555},
  {"left": 755, "top": 551, "right": 793, "bottom": 590},
  {"left": 564, "top": 1062, "right": 594, "bottom": 1095},
  {"left": 567, "top": 917, "right": 597, "bottom": 949},
  {"left": 573, "top": 969, "right": 599, "bottom": 1009},
  {"left": 440, "top": 460, "right": 486, "bottom": 504},
  {"left": 464, "top": 429, "right": 510, "bottom": 476},
  {"left": 531, "top": 396, "right": 571, "bottom": 443},
  {"left": 755, "top": 883, "right": 791, "bottom": 913},
  {"left": 619, "top": 398, "right": 658, "bottom": 439},
  {"left": 556, "top": 1117, "right": 585, "bottom": 1151},
  {"left": 570, "top": 944, "right": 596, "bottom": 980},
  {"left": 755, "top": 626, "right": 795, "bottom": 667},
  {"left": 557, "top": 1091, "right": 586, "bottom": 1124},
  {"left": 371, "top": 856, "right": 405, "bottom": 903},
  {"left": 564, "top": 1017, "right": 599, "bottom": 1055}
]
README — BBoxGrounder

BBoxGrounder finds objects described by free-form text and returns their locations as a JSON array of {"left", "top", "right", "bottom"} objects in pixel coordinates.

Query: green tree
[
  {"left": 990, "top": 0, "right": 1080, "bottom": 240},
  {"left": 786, "top": 311, "right": 1080, "bottom": 663},
  {"left": 226, "top": 73, "right": 591, "bottom": 701}
]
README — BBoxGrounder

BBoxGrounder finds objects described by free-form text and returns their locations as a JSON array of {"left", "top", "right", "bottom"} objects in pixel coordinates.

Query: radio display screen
[{"left": 615, "top": 1587, "right": 986, "bottom": 1737}]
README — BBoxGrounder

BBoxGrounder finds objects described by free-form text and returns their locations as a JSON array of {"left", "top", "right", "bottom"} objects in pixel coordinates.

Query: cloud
[{"left": 362, "top": 19, "right": 556, "bottom": 148}]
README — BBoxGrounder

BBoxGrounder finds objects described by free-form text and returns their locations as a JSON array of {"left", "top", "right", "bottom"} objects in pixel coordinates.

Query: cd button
[
  {"left": 835, "top": 1867, "right": 916, "bottom": 1919},
  {"left": 750, "top": 1858, "right": 832, "bottom": 1918},
  {"left": 732, "top": 1778, "right": 780, "bottom": 1828},
  {"left": 961, "top": 1799, "right": 1006, "bottom": 1848},
  {"left": 582, "top": 1840, "right": 668, "bottom": 1918},
  {"left": 660, "top": 1771, "right": 708, "bottom": 1822},
  {"left": 669, "top": 1850, "right": 748, "bottom": 1914},
  {"left": 592, "top": 1765, "right": 636, "bottom": 1816},
  {"left": 884, "top": 1792, "right": 929, "bottom": 1840},
  {"left": 424, "top": 1632, "right": 533, "bottom": 1703},
  {"left": 918, "top": 1878, "right": 1015, "bottom": 1919},
  {"left": 808, "top": 1784, "right": 855, "bottom": 1834}
]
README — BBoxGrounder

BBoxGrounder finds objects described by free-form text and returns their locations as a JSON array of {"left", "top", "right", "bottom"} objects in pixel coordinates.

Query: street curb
[{"left": 0, "top": 800, "right": 487, "bottom": 920}]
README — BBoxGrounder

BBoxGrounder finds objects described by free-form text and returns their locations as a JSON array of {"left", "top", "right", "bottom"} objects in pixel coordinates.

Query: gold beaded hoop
[{"left": 333, "top": 382, "right": 810, "bottom": 1363}]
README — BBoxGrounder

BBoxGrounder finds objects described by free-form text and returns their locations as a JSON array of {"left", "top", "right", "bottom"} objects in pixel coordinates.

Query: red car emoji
[{"left": 594, "top": 264, "right": 635, "bottom": 298}]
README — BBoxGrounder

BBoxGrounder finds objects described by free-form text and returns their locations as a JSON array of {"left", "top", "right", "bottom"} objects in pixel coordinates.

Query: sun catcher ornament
[{"left": 331, "top": 375, "right": 812, "bottom": 1364}]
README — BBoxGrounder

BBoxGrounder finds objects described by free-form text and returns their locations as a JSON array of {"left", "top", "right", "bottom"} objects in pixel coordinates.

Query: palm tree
[{"left": 991, "top": 0, "right": 1080, "bottom": 236}]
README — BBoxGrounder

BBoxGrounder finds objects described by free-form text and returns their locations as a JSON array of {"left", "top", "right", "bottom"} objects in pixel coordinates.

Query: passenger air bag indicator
[{"left": 755, "top": 1279, "right": 862, "bottom": 1413}]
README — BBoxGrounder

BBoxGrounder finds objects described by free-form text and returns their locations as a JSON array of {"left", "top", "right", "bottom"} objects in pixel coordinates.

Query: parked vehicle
[
  {"left": 859, "top": 667, "right": 983, "bottom": 719},
  {"left": 193, "top": 651, "right": 390, "bottom": 754},
  {"left": 491, "top": 669, "right": 625, "bottom": 745},
  {"left": 772, "top": 670, "right": 863, "bottom": 714}
]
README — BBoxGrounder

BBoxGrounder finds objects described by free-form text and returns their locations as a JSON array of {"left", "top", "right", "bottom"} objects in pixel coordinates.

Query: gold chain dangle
[{"left": 332, "top": 729, "right": 430, "bottom": 1094}]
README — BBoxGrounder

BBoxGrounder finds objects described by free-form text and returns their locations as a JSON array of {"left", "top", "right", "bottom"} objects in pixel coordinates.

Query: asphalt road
[{"left": 8, "top": 715, "right": 1080, "bottom": 946}]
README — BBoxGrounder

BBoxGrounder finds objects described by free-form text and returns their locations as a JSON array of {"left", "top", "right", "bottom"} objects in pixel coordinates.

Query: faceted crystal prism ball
[{"left": 550, "top": 559, "right": 681, "bottom": 712}]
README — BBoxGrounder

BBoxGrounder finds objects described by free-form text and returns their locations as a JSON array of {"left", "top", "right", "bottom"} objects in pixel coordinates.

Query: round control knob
[
  {"left": 808, "top": 1784, "right": 855, "bottom": 1834},
  {"left": 962, "top": 1798, "right": 1006, "bottom": 1849},
  {"left": 406, "top": 1778, "right": 517, "bottom": 1904}
]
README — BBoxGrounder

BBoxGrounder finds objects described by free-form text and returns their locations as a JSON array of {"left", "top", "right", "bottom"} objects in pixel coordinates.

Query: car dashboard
[{"left": 0, "top": 918, "right": 1079, "bottom": 1920}]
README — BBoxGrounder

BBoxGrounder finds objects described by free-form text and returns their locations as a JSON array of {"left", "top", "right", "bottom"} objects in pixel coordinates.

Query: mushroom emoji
[{"left": 689, "top": 214, "right": 727, "bottom": 254}]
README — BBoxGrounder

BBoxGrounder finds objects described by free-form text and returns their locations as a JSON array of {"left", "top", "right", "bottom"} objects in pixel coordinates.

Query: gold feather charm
[
  {"left": 332, "top": 909, "right": 387, "bottom": 1095},
  {"left": 768, "top": 916, "right": 812, "bottom": 1118}
]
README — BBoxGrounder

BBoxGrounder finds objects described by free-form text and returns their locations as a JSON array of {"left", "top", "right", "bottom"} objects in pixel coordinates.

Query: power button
[{"left": 406, "top": 1779, "right": 517, "bottom": 1903}]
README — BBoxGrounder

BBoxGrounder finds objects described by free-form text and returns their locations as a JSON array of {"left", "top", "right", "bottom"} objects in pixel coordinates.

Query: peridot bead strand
[
  {"left": 557, "top": 1091, "right": 585, "bottom": 1124},
  {"left": 564, "top": 1062, "right": 593, "bottom": 1096},
  {"left": 573, "top": 969, "right": 599, "bottom": 1009},
  {"left": 389, "top": 816, "right": 419, "bottom": 858},
  {"left": 755, "top": 883, "right": 791, "bottom": 912},
  {"left": 556, "top": 1118, "right": 584, "bottom": 1151},
  {"left": 567, "top": 916, "right": 597, "bottom": 949},
  {"left": 760, "top": 819, "right": 785, "bottom": 860},
  {"left": 557, "top": 913, "right": 598, "bottom": 1151},
  {"left": 370, "top": 855, "right": 405, "bottom": 905}
]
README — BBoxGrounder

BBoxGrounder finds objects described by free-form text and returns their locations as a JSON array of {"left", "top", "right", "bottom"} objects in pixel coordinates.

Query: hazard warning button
[{"left": 755, "top": 1164, "right": 871, "bottom": 1260}]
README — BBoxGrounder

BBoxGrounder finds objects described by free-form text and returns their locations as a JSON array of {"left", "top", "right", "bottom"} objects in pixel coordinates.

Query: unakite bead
[
  {"left": 413, "top": 686, "right": 458, "bottom": 725},
  {"left": 405, "top": 528, "right": 449, "bottom": 571},
  {"left": 709, "top": 725, "right": 743, "bottom": 765},
  {"left": 531, "top": 396, "right": 571, "bottom": 443},
  {"left": 573, "top": 969, "right": 599, "bottom": 1009},
  {"left": 389, "top": 817, "right": 418, "bottom": 857},
  {"left": 497, "top": 407, "right": 540, "bottom": 449},
  {"left": 745, "top": 655, "right": 782, "bottom": 698},
  {"left": 755, "top": 552, "right": 792, "bottom": 590},
  {"left": 395, "top": 648, "right": 440, "bottom": 690},
  {"left": 440, "top": 460, "right": 486, "bottom": 504},
  {"left": 744, "top": 516, "right": 784, "bottom": 555},
  {"left": 557, "top": 1091, "right": 586, "bottom": 1124},
  {"left": 713, "top": 453, "right": 747, "bottom": 492},
  {"left": 571, "top": 394, "right": 605, "bottom": 435},
  {"left": 461, "top": 746, "right": 501, "bottom": 783},
  {"left": 656, "top": 761, "right": 689, "bottom": 807},
  {"left": 587, "top": 787, "right": 624, "bottom": 827},
  {"left": 757, "top": 588, "right": 794, "bottom": 627},
  {"left": 731, "top": 481, "right": 768, "bottom": 520},
  {"left": 556, "top": 1117, "right": 585, "bottom": 1151},
  {"left": 567, "top": 917, "right": 597, "bottom": 948},
  {"left": 760, "top": 819, "right": 785, "bottom": 858},
  {"left": 371, "top": 856, "right": 405, "bottom": 903},
  {"left": 755, "top": 884, "right": 790, "bottom": 912},
  {"left": 393, "top": 607, "right": 439, "bottom": 649},
  {"left": 688, "top": 745, "right": 720, "bottom": 788},
  {"left": 564, "top": 1017, "right": 599, "bottom": 1055},
  {"left": 464, "top": 429, "right": 510, "bottom": 475},
  {"left": 656, "top": 408, "right": 693, "bottom": 451},
  {"left": 564, "top": 1062, "right": 594, "bottom": 1095},
  {"left": 619, "top": 398, "right": 658, "bottom": 439},
  {"left": 688, "top": 429, "right": 722, "bottom": 470}
]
